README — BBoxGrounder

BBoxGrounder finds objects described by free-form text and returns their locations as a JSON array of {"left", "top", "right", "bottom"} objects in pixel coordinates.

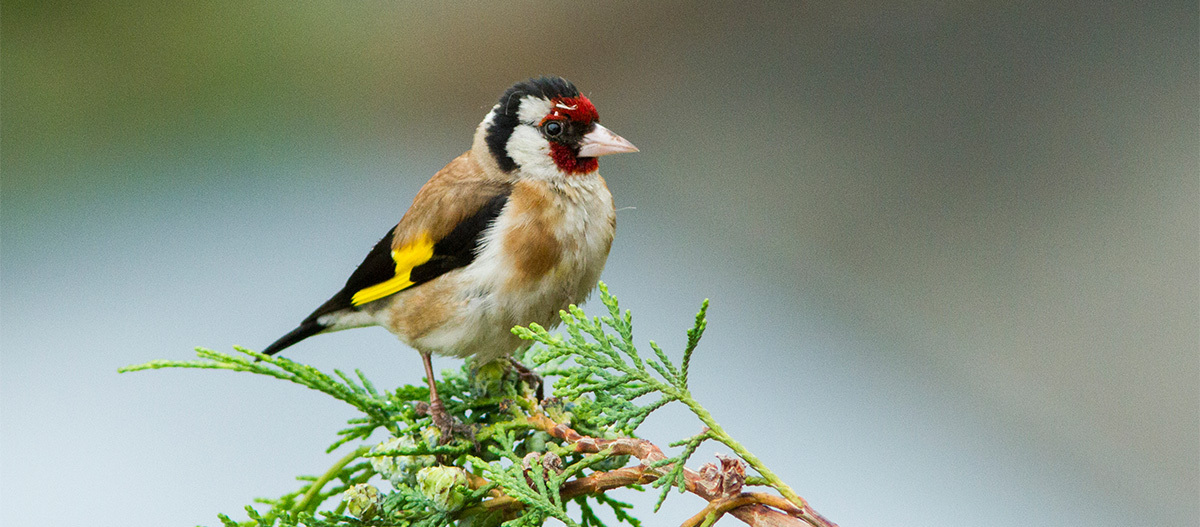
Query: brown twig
[
  {"left": 561, "top": 466, "right": 658, "bottom": 498},
  {"left": 524, "top": 411, "right": 837, "bottom": 527},
  {"left": 681, "top": 492, "right": 813, "bottom": 527},
  {"left": 682, "top": 494, "right": 767, "bottom": 527}
]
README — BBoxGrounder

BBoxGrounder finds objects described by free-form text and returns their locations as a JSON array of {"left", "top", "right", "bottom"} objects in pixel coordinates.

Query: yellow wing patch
[{"left": 350, "top": 233, "right": 435, "bottom": 306}]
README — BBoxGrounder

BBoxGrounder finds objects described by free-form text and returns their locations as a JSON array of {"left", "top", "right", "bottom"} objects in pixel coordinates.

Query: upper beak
[{"left": 578, "top": 124, "right": 639, "bottom": 157}]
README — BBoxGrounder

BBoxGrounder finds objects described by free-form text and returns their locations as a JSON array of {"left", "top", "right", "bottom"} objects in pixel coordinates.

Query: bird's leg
[
  {"left": 415, "top": 351, "right": 473, "bottom": 444},
  {"left": 508, "top": 356, "right": 544, "bottom": 401},
  {"left": 421, "top": 351, "right": 442, "bottom": 407}
]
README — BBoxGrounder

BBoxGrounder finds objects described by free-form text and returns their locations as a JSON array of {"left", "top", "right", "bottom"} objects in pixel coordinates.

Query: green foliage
[
  {"left": 120, "top": 283, "right": 798, "bottom": 527},
  {"left": 119, "top": 348, "right": 412, "bottom": 453},
  {"left": 516, "top": 283, "right": 712, "bottom": 509},
  {"left": 576, "top": 494, "right": 640, "bottom": 527}
]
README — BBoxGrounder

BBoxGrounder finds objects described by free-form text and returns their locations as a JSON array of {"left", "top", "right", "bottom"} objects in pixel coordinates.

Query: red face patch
[
  {"left": 541, "top": 96, "right": 599, "bottom": 125},
  {"left": 550, "top": 143, "right": 599, "bottom": 175},
  {"left": 541, "top": 95, "right": 602, "bottom": 175}
]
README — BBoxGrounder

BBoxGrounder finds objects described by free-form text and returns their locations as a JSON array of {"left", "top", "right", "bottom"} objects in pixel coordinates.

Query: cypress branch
[{"left": 121, "top": 283, "right": 835, "bottom": 527}]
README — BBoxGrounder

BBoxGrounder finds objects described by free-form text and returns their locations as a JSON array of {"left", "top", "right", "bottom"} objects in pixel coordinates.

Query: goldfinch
[{"left": 261, "top": 77, "right": 637, "bottom": 435}]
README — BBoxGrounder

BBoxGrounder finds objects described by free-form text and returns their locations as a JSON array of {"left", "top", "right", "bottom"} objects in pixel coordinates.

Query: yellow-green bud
[
  {"left": 522, "top": 431, "right": 550, "bottom": 454},
  {"left": 417, "top": 465, "right": 469, "bottom": 512},
  {"left": 343, "top": 483, "right": 380, "bottom": 520},
  {"left": 471, "top": 359, "right": 507, "bottom": 396},
  {"left": 370, "top": 436, "right": 435, "bottom": 486},
  {"left": 420, "top": 426, "right": 442, "bottom": 449}
]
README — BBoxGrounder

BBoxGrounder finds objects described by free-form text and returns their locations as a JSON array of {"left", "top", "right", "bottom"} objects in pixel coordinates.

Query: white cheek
[
  {"left": 517, "top": 96, "right": 553, "bottom": 123},
  {"left": 505, "top": 126, "right": 559, "bottom": 178}
]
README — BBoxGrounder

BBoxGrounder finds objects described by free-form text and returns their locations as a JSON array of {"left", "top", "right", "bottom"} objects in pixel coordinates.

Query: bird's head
[{"left": 479, "top": 77, "right": 638, "bottom": 178}]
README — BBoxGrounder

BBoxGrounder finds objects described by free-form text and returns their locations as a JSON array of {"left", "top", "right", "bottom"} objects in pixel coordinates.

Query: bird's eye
[{"left": 543, "top": 121, "right": 564, "bottom": 137}]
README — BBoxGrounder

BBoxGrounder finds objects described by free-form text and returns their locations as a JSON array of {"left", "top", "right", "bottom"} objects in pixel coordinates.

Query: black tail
[{"left": 261, "top": 321, "right": 325, "bottom": 356}]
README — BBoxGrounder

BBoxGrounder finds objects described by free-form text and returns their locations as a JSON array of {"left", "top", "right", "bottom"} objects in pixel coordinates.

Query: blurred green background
[{"left": 3, "top": 2, "right": 1196, "bottom": 526}]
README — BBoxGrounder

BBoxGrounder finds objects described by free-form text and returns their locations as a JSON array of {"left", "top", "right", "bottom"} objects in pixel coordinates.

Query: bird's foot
[
  {"left": 415, "top": 399, "right": 475, "bottom": 444},
  {"left": 508, "top": 357, "right": 544, "bottom": 401}
]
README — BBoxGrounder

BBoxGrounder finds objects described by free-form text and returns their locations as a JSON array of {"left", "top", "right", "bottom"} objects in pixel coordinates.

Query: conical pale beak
[{"left": 578, "top": 124, "right": 639, "bottom": 157}]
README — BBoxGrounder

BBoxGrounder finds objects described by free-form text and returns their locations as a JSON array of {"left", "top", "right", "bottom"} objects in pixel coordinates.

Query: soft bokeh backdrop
[{"left": 3, "top": 2, "right": 1196, "bottom": 526}]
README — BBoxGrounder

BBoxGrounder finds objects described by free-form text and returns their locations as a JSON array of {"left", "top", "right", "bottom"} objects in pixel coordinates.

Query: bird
[{"left": 260, "top": 76, "right": 637, "bottom": 437}]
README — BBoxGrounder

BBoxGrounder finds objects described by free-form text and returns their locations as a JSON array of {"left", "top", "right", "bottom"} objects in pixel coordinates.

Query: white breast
[{"left": 412, "top": 175, "right": 615, "bottom": 363}]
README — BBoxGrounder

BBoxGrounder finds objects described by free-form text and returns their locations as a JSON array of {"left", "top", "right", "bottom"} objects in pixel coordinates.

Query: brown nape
[{"left": 394, "top": 154, "right": 512, "bottom": 249}]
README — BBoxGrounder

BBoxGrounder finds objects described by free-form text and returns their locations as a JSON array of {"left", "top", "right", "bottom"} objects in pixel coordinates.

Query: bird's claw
[
  {"left": 508, "top": 357, "right": 544, "bottom": 401},
  {"left": 415, "top": 399, "right": 475, "bottom": 445}
]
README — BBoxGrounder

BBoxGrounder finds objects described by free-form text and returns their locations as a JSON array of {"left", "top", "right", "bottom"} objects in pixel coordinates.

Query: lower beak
[{"left": 578, "top": 124, "right": 639, "bottom": 157}]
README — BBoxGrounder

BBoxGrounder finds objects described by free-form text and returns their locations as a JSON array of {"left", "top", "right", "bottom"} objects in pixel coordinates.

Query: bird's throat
[{"left": 549, "top": 143, "right": 599, "bottom": 175}]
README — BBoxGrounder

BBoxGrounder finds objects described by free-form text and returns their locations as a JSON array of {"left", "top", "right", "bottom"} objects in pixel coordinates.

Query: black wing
[{"left": 261, "top": 192, "right": 511, "bottom": 356}]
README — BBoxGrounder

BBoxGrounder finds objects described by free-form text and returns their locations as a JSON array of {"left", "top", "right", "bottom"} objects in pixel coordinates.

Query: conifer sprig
[
  {"left": 120, "top": 285, "right": 832, "bottom": 527},
  {"left": 118, "top": 347, "right": 407, "bottom": 451},
  {"left": 514, "top": 283, "right": 714, "bottom": 508},
  {"left": 514, "top": 283, "right": 709, "bottom": 438},
  {"left": 513, "top": 283, "right": 809, "bottom": 514}
]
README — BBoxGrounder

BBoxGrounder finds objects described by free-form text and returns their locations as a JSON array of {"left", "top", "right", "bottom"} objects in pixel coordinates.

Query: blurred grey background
[{"left": 2, "top": 2, "right": 1196, "bottom": 526}]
